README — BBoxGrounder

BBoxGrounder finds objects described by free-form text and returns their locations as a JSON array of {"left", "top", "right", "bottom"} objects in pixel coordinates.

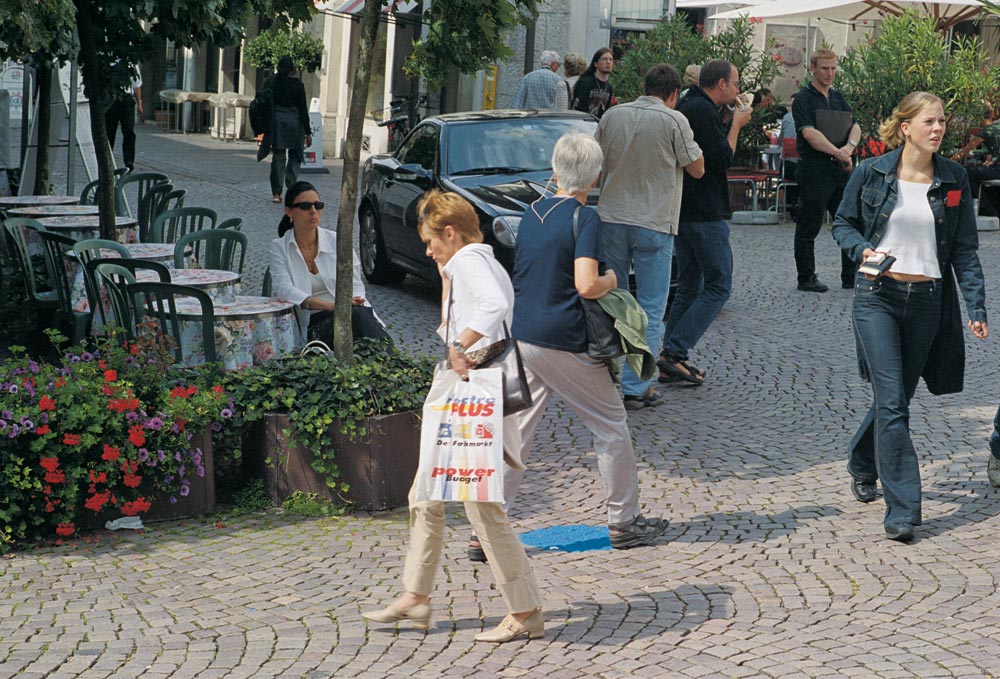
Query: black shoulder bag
[{"left": 572, "top": 206, "right": 623, "bottom": 360}]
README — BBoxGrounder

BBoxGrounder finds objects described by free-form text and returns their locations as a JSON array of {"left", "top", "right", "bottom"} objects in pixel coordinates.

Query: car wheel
[{"left": 359, "top": 206, "right": 406, "bottom": 284}]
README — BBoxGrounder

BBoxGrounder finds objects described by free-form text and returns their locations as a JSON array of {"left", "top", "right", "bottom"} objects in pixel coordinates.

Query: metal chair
[
  {"left": 150, "top": 206, "right": 217, "bottom": 244},
  {"left": 127, "top": 281, "right": 218, "bottom": 365},
  {"left": 2, "top": 218, "right": 59, "bottom": 313},
  {"left": 137, "top": 182, "right": 174, "bottom": 239},
  {"left": 775, "top": 137, "right": 800, "bottom": 220},
  {"left": 36, "top": 230, "right": 90, "bottom": 344},
  {"left": 115, "top": 171, "right": 169, "bottom": 218},
  {"left": 217, "top": 217, "right": 243, "bottom": 231},
  {"left": 173, "top": 228, "right": 248, "bottom": 274}
]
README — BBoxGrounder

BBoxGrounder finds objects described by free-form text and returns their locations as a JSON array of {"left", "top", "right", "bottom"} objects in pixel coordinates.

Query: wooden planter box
[{"left": 245, "top": 411, "right": 420, "bottom": 511}]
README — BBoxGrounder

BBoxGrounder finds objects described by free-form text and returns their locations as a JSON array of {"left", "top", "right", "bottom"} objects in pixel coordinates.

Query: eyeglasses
[{"left": 292, "top": 201, "right": 325, "bottom": 211}]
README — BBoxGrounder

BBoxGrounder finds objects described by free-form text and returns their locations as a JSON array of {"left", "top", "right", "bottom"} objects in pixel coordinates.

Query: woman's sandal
[
  {"left": 467, "top": 534, "right": 487, "bottom": 563},
  {"left": 272, "top": 195, "right": 282, "bottom": 203},
  {"left": 657, "top": 354, "right": 705, "bottom": 386}
]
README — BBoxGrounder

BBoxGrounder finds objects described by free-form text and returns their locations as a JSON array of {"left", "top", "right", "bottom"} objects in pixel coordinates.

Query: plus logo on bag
[{"left": 413, "top": 367, "right": 505, "bottom": 503}]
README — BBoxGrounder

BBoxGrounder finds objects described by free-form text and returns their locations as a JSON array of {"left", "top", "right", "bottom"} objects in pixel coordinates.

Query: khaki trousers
[
  {"left": 505, "top": 343, "right": 641, "bottom": 524},
  {"left": 401, "top": 485, "right": 542, "bottom": 614}
]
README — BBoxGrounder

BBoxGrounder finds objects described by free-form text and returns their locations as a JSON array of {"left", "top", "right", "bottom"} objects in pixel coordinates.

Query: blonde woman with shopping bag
[{"left": 361, "top": 190, "right": 544, "bottom": 643}]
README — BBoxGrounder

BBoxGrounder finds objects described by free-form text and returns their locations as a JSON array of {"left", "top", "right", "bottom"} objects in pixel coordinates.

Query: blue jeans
[
  {"left": 991, "top": 405, "right": 1000, "bottom": 459},
  {"left": 662, "top": 220, "right": 733, "bottom": 361},
  {"left": 602, "top": 222, "right": 674, "bottom": 396},
  {"left": 848, "top": 275, "right": 941, "bottom": 528}
]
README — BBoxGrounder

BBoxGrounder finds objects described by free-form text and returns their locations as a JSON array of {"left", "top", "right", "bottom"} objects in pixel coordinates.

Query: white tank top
[{"left": 879, "top": 179, "right": 941, "bottom": 278}]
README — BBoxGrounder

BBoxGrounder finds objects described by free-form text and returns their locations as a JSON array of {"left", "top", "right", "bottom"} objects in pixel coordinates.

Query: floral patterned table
[
  {"left": 7, "top": 205, "right": 99, "bottom": 217},
  {"left": 35, "top": 216, "right": 139, "bottom": 245},
  {"left": 0, "top": 195, "right": 80, "bottom": 208},
  {"left": 72, "top": 267, "right": 241, "bottom": 315},
  {"left": 170, "top": 295, "right": 297, "bottom": 371}
]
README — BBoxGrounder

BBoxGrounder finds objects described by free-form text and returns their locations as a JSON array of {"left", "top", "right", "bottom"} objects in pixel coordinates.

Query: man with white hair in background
[{"left": 510, "top": 50, "right": 569, "bottom": 110}]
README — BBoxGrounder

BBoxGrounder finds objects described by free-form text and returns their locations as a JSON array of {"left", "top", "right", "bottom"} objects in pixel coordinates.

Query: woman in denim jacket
[{"left": 832, "top": 92, "right": 988, "bottom": 543}]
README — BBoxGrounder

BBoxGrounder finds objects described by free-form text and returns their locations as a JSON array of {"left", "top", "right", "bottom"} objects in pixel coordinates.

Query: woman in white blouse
[
  {"left": 268, "top": 181, "right": 389, "bottom": 344},
  {"left": 361, "top": 190, "right": 544, "bottom": 643},
  {"left": 832, "top": 92, "right": 988, "bottom": 543}
]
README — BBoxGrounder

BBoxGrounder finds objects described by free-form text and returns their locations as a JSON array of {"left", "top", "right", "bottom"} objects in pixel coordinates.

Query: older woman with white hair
[{"left": 504, "top": 132, "right": 669, "bottom": 549}]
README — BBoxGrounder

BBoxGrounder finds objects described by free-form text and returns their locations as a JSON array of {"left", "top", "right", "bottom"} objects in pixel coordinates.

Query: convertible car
[{"left": 358, "top": 109, "right": 598, "bottom": 284}]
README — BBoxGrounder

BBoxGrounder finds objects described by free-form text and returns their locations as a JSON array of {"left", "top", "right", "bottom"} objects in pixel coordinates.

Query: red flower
[
  {"left": 128, "top": 425, "right": 146, "bottom": 447},
  {"left": 35, "top": 424, "right": 51, "bottom": 435},
  {"left": 54, "top": 377, "right": 66, "bottom": 388},
  {"left": 63, "top": 433, "right": 81, "bottom": 446},
  {"left": 104, "top": 369, "right": 117, "bottom": 382},
  {"left": 40, "top": 457, "right": 60, "bottom": 472},
  {"left": 102, "top": 385, "right": 115, "bottom": 396},
  {"left": 174, "top": 418, "right": 187, "bottom": 432},
  {"left": 38, "top": 395, "right": 56, "bottom": 411},
  {"left": 102, "top": 444, "right": 121, "bottom": 462},
  {"left": 44, "top": 470, "right": 66, "bottom": 484},
  {"left": 121, "top": 497, "right": 151, "bottom": 516},
  {"left": 45, "top": 501, "right": 56, "bottom": 513},
  {"left": 85, "top": 491, "right": 110, "bottom": 512},
  {"left": 129, "top": 343, "right": 141, "bottom": 356},
  {"left": 55, "top": 523, "right": 75, "bottom": 537},
  {"left": 211, "top": 385, "right": 224, "bottom": 395},
  {"left": 98, "top": 360, "right": 107, "bottom": 369},
  {"left": 89, "top": 469, "right": 108, "bottom": 484},
  {"left": 123, "top": 473, "right": 142, "bottom": 488}
]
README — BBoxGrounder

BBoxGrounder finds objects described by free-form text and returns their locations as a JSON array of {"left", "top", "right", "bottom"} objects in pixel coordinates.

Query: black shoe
[
  {"left": 797, "top": 277, "right": 829, "bottom": 293},
  {"left": 608, "top": 514, "right": 669, "bottom": 549},
  {"left": 884, "top": 522, "right": 915, "bottom": 542},
  {"left": 850, "top": 478, "right": 877, "bottom": 503},
  {"left": 467, "top": 534, "right": 487, "bottom": 563},
  {"left": 623, "top": 386, "right": 664, "bottom": 410},
  {"left": 841, "top": 280, "right": 854, "bottom": 289},
  {"left": 125, "top": 163, "right": 135, "bottom": 174}
]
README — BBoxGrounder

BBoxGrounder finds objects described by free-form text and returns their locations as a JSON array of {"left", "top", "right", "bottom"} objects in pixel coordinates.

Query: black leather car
[{"left": 358, "top": 109, "right": 598, "bottom": 284}]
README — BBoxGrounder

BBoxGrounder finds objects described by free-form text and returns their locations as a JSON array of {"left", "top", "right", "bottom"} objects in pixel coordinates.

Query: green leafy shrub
[
  {"left": 244, "top": 27, "right": 324, "bottom": 73},
  {"left": 837, "top": 10, "right": 1000, "bottom": 154}
]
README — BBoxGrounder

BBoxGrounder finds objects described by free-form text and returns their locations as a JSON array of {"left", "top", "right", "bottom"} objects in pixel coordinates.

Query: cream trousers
[{"left": 401, "top": 482, "right": 542, "bottom": 614}]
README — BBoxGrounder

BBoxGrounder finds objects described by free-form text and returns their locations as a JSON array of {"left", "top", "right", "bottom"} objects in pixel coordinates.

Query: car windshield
[{"left": 446, "top": 118, "right": 598, "bottom": 176}]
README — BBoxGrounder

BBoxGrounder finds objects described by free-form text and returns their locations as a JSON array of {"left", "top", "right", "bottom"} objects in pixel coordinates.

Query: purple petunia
[
  {"left": 28, "top": 360, "right": 39, "bottom": 374},
  {"left": 220, "top": 408, "right": 233, "bottom": 419},
  {"left": 146, "top": 417, "right": 163, "bottom": 430},
  {"left": 174, "top": 451, "right": 182, "bottom": 462},
  {"left": 0, "top": 421, "right": 7, "bottom": 431},
  {"left": 125, "top": 412, "right": 139, "bottom": 422},
  {"left": 196, "top": 465, "right": 205, "bottom": 478},
  {"left": 80, "top": 352, "right": 93, "bottom": 362},
  {"left": 137, "top": 448, "right": 149, "bottom": 462},
  {"left": 21, "top": 419, "right": 33, "bottom": 431},
  {"left": 7, "top": 384, "right": 17, "bottom": 393},
  {"left": 157, "top": 449, "right": 166, "bottom": 462},
  {"left": 169, "top": 496, "right": 178, "bottom": 504},
  {"left": 9, "top": 424, "right": 20, "bottom": 437},
  {"left": 179, "top": 484, "right": 190, "bottom": 497},
  {"left": 1, "top": 410, "right": 11, "bottom": 420},
  {"left": 178, "top": 465, "right": 185, "bottom": 478}
]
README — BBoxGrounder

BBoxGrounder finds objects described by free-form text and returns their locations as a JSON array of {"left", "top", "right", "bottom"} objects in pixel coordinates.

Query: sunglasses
[{"left": 292, "top": 201, "right": 325, "bottom": 211}]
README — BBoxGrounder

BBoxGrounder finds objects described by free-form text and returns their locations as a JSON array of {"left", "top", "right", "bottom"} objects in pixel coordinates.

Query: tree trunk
[
  {"left": 332, "top": 0, "right": 383, "bottom": 364},
  {"left": 74, "top": 0, "right": 116, "bottom": 240},
  {"left": 32, "top": 64, "right": 52, "bottom": 196}
]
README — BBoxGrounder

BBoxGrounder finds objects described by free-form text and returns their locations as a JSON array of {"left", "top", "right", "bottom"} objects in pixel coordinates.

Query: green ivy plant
[
  {"left": 244, "top": 26, "right": 324, "bottom": 73},
  {"left": 837, "top": 10, "right": 1000, "bottom": 155},
  {"left": 219, "top": 340, "right": 435, "bottom": 500}
]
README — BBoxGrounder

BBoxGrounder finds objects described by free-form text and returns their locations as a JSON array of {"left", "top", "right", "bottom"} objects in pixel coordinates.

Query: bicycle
[{"left": 371, "top": 95, "right": 428, "bottom": 153}]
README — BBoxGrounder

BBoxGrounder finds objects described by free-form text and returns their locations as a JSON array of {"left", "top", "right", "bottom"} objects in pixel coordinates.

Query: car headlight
[{"left": 492, "top": 215, "right": 521, "bottom": 247}]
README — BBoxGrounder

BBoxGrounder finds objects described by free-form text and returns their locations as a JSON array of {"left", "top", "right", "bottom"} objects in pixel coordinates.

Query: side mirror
[
  {"left": 371, "top": 156, "right": 398, "bottom": 174},
  {"left": 393, "top": 163, "right": 433, "bottom": 183}
]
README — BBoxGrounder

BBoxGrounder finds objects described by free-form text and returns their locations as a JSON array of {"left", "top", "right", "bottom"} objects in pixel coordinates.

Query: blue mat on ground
[{"left": 519, "top": 525, "right": 610, "bottom": 552}]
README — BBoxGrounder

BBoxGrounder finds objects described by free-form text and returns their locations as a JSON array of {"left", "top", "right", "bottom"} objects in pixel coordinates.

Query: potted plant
[
  {"left": 0, "top": 328, "right": 232, "bottom": 552},
  {"left": 226, "top": 340, "right": 434, "bottom": 511}
]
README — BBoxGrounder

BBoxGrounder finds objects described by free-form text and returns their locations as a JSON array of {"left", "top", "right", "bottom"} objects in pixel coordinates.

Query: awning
[
  {"left": 711, "top": 0, "right": 982, "bottom": 28},
  {"left": 319, "top": 0, "right": 419, "bottom": 13}
]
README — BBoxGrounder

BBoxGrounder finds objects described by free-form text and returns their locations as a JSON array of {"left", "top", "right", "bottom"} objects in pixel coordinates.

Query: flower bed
[{"left": 0, "top": 329, "right": 231, "bottom": 551}]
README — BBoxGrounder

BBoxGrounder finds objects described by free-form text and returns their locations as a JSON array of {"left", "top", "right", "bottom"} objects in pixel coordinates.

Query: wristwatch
[
  {"left": 450, "top": 340, "right": 465, "bottom": 354},
  {"left": 848, "top": 139, "right": 858, "bottom": 147}
]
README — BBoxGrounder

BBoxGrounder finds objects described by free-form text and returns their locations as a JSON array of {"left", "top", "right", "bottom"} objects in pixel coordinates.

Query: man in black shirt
[
  {"left": 792, "top": 48, "right": 862, "bottom": 292},
  {"left": 659, "top": 60, "right": 750, "bottom": 386}
]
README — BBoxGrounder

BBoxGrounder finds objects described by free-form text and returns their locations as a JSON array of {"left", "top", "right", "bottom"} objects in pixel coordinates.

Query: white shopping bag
[{"left": 412, "top": 365, "right": 505, "bottom": 503}]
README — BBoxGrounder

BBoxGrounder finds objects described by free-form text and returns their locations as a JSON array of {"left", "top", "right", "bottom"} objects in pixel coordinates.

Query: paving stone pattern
[{"left": 2, "top": 128, "right": 1000, "bottom": 678}]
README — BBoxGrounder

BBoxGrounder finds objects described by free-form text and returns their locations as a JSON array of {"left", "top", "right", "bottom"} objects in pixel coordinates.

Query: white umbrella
[{"left": 711, "top": 0, "right": 982, "bottom": 28}]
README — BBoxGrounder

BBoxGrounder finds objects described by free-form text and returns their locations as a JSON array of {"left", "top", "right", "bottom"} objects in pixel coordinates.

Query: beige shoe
[
  {"left": 361, "top": 602, "right": 431, "bottom": 630},
  {"left": 474, "top": 610, "right": 544, "bottom": 643}
]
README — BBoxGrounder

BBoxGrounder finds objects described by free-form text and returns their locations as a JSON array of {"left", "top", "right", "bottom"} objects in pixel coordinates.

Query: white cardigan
[
  {"left": 438, "top": 243, "right": 514, "bottom": 351},
  {"left": 268, "top": 227, "right": 367, "bottom": 341}
]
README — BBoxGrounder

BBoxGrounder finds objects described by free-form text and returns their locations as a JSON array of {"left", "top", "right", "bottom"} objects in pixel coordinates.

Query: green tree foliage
[
  {"left": 613, "top": 15, "right": 780, "bottom": 103},
  {"left": 837, "top": 10, "right": 1000, "bottom": 154},
  {"left": 404, "top": 0, "right": 538, "bottom": 88},
  {"left": 244, "top": 26, "right": 325, "bottom": 73}
]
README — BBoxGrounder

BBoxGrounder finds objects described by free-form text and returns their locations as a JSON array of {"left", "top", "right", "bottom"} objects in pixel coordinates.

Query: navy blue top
[
  {"left": 512, "top": 198, "right": 603, "bottom": 353},
  {"left": 677, "top": 86, "right": 733, "bottom": 222}
]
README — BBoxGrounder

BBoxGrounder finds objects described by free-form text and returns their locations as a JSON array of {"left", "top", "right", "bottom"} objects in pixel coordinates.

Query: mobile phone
[{"left": 858, "top": 253, "right": 896, "bottom": 277}]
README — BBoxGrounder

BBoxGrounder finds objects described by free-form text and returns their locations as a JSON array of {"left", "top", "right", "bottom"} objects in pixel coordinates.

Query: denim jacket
[{"left": 831, "top": 147, "right": 988, "bottom": 394}]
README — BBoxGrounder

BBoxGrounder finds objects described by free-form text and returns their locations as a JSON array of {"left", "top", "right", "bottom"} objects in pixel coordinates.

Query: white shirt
[
  {"left": 436, "top": 243, "right": 514, "bottom": 351},
  {"left": 880, "top": 179, "right": 941, "bottom": 278},
  {"left": 268, "top": 226, "right": 368, "bottom": 341}
]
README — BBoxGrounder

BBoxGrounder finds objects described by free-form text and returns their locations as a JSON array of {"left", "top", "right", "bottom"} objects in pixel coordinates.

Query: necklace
[{"left": 530, "top": 195, "right": 576, "bottom": 222}]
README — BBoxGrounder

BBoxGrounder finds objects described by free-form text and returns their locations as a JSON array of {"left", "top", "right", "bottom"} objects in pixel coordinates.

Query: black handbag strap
[{"left": 572, "top": 205, "right": 582, "bottom": 241}]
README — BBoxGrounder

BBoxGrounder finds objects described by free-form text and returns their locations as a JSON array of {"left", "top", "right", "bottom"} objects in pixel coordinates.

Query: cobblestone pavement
[{"left": 3, "top": 128, "right": 1000, "bottom": 678}]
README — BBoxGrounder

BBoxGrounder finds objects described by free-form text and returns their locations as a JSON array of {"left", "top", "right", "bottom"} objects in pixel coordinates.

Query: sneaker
[
  {"left": 797, "top": 277, "right": 829, "bottom": 293},
  {"left": 988, "top": 453, "right": 1000, "bottom": 488},
  {"left": 608, "top": 514, "right": 669, "bottom": 549},
  {"left": 623, "top": 386, "right": 663, "bottom": 410}
]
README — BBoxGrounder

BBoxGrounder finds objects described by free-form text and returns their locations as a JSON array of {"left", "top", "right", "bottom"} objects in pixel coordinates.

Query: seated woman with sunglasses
[{"left": 268, "top": 181, "right": 391, "bottom": 344}]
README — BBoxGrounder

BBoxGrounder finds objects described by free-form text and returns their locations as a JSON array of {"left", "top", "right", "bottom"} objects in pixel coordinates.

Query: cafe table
[
  {"left": 0, "top": 195, "right": 79, "bottom": 209},
  {"left": 35, "top": 215, "right": 139, "bottom": 244},
  {"left": 171, "top": 295, "right": 298, "bottom": 371},
  {"left": 6, "top": 205, "right": 99, "bottom": 218}
]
